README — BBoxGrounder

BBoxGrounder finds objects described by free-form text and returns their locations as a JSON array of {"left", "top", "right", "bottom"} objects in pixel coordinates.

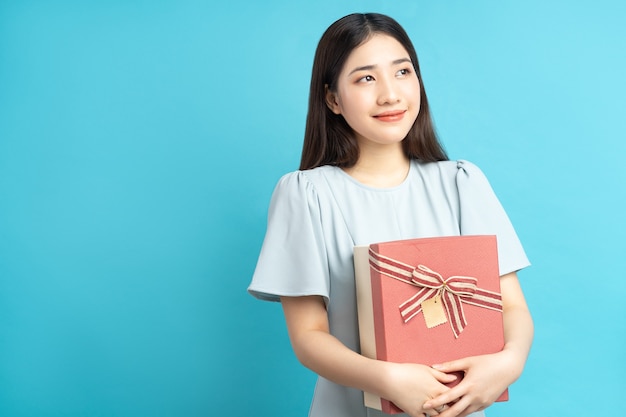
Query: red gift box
[{"left": 354, "top": 235, "right": 508, "bottom": 414}]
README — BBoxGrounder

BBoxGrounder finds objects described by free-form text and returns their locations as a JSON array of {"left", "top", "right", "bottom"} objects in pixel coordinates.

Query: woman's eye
[
  {"left": 397, "top": 68, "right": 412, "bottom": 76},
  {"left": 358, "top": 75, "right": 375, "bottom": 83}
]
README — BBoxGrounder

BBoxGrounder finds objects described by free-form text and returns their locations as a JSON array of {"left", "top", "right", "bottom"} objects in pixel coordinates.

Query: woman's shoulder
[
  {"left": 275, "top": 165, "right": 336, "bottom": 186},
  {"left": 276, "top": 165, "right": 335, "bottom": 181},
  {"left": 271, "top": 166, "right": 338, "bottom": 200},
  {"left": 414, "top": 159, "right": 487, "bottom": 179}
]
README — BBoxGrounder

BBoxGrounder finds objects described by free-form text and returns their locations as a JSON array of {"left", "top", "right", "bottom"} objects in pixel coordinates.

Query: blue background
[{"left": 1, "top": 0, "right": 625, "bottom": 416}]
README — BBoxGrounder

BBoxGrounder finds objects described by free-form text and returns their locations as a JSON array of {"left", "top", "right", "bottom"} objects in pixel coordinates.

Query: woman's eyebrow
[
  {"left": 392, "top": 58, "right": 412, "bottom": 66},
  {"left": 348, "top": 58, "right": 412, "bottom": 75}
]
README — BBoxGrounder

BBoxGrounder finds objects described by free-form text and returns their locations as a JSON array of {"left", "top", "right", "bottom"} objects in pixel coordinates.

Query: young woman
[{"left": 248, "top": 13, "right": 533, "bottom": 417}]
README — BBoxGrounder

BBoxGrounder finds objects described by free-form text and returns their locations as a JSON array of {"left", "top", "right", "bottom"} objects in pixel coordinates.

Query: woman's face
[{"left": 326, "top": 34, "right": 421, "bottom": 149}]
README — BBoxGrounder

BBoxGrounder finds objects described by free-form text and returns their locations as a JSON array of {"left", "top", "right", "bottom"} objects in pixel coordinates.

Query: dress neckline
[{"left": 333, "top": 160, "right": 414, "bottom": 192}]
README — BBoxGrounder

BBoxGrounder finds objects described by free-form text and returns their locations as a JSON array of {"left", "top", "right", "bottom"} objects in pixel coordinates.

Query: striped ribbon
[{"left": 368, "top": 247, "right": 503, "bottom": 338}]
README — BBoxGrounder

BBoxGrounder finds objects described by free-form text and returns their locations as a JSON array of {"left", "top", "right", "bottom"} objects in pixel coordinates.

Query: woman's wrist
[
  {"left": 364, "top": 358, "right": 394, "bottom": 400},
  {"left": 499, "top": 345, "right": 527, "bottom": 383}
]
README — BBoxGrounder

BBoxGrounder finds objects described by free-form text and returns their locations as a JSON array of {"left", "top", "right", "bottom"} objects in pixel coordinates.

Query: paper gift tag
[{"left": 421, "top": 296, "right": 448, "bottom": 328}]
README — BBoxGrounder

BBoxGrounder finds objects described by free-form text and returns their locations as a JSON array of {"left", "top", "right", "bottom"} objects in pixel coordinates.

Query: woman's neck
[{"left": 342, "top": 144, "right": 410, "bottom": 188}]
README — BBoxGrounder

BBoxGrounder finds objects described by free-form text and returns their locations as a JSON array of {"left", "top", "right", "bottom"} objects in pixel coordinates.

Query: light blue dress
[{"left": 248, "top": 160, "right": 530, "bottom": 417}]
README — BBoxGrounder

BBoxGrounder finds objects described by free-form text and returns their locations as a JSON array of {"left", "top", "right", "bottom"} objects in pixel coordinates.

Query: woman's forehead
[{"left": 342, "top": 34, "right": 411, "bottom": 72}]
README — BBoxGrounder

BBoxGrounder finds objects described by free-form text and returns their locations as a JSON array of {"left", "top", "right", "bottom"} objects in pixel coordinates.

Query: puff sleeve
[
  {"left": 248, "top": 171, "right": 330, "bottom": 302},
  {"left": 456, "top": 160, "right": 530, "bottom": 275}
]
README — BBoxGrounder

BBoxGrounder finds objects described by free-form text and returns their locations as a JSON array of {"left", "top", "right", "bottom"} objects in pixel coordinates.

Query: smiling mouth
[{"left": 373, "top": 110, "right": 406, "bottom": 122}]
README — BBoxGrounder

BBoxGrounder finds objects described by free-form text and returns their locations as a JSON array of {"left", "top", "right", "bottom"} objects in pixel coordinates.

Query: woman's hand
[
  {"left": 280, "top": 296, "right": 459, "bottom": 417},
  {"left": 421, "top": 350, "right": 516, "bottom": 417},
  {"left": 380, "top": 362, "right": 457, "bottom": 417},
  {"left": 422, "top": 272, "right": 534, "bottom": 417}
]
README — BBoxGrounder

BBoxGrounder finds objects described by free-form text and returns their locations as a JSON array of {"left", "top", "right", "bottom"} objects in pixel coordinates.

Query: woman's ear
[{"left": 325, "top": 85, "right": 341, "bottom": 115}]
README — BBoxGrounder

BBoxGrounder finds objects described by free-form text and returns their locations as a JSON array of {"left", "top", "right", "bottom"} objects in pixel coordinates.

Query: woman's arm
[
  {"left": 422, "top": 271, "right": 534, "bottom": 417},
  {"left": 281, "top": 295, "right": 458, "bottom": 417}
]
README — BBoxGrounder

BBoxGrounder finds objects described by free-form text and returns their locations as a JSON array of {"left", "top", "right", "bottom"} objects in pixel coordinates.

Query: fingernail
[{"left": 432, "top": 364, "right": 443, "bottom": 370}]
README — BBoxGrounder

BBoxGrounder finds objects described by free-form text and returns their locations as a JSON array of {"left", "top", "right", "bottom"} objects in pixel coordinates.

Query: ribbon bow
[{"left": 368, "top": 248, "right": 503, "bottom": 338}]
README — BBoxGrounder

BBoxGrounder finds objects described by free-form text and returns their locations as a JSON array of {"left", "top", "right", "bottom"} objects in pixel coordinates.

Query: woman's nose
[{"left": 377, "top": 77, "right": 400, "bottom": 105}]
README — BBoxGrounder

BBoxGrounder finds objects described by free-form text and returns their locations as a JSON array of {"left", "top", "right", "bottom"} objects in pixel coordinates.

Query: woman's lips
[{"left": 373, "top": 110, "right": 406, "bottom": 122}]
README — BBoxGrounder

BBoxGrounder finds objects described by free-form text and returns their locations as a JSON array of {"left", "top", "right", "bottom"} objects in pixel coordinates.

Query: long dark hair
[{"left": 300, "top": 13, "right": 448, "bottom": 170}]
